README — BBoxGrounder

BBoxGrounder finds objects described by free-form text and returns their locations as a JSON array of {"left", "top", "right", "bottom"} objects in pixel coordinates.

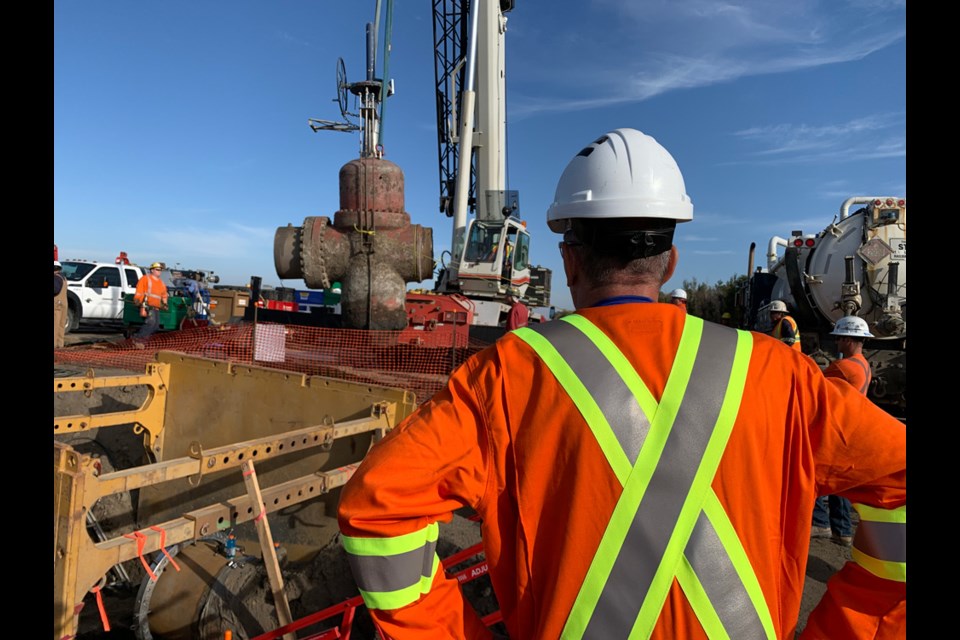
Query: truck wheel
[{"left": 66, "top": 305, "right": 79, "bottom": 334}]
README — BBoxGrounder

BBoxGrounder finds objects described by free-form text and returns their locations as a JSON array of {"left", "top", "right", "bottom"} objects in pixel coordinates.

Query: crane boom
[{"left": 431, "top": 0, "right": 544, "bottom": 309}]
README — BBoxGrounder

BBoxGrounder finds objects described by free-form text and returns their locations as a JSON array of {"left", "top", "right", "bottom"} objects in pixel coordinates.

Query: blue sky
[{"left": 54, "top": 0, "right": 905, "bottom": 311}]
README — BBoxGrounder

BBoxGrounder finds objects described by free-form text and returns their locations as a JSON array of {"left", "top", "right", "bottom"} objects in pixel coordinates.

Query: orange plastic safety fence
[{"left": 54, "top": 323, "right": 493, "bottom": 404}]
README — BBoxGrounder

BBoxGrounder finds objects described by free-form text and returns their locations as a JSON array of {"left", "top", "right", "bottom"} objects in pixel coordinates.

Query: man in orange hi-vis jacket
[
  {"left": 337, "top": 129, "right": 905, "bottom": 640},
  {"left": 133, "top": 262, "right": 169, "bottom": 341}
]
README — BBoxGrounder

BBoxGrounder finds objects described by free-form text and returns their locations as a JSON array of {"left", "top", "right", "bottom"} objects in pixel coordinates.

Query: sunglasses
[{"left": 558, "top": 240, "right": 582, "bottom": 257}]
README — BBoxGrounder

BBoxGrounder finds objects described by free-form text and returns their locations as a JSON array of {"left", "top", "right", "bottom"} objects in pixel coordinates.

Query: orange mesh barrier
[{"left": 54, "top": 323, "right": 494, "bottom": 404}]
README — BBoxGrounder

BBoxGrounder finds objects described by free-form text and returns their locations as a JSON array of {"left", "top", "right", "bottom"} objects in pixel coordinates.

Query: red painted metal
[
  {"left": 400, "top": 292, "right": 474, "bottom": 347},
  {"left": 250, "top": 543, "right": 497, "bottom": 640}
]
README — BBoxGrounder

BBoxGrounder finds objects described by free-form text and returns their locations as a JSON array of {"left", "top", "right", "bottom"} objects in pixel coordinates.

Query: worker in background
[
  {"left": 337, "top": 128, "right": 905, "bottom": 640},
  {"left": 769, "top": 299, "right": 801, "bottom": 351},
  {"left": 505, "top": 294, "right": 528, "bottom": 330},
  {"left": 811, "top": 315, "right": 875, "bottom": 547},
  {"left": 183, "top": 273, "right": 209, "bottom": 319},
  {"left": 802, "top": 315, "right": 895, "bottom": 638},
  {"left": 668, "top": 287, "right": 687, "bottom": 311},
  {"left": 501, "top": 239, "right": 515, "bottom": 286},
  {"left": 720, "top": 311, "right": 734, "bottom": 326},
  {"left": 54, "top": 261, "right": 68, "bottom": 348},
  {"left": 133, "top": 262, "right": 169, "bottom": 342}
]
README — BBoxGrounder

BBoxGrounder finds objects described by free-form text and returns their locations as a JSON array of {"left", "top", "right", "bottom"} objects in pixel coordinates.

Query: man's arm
[
  {"left": 133, "top": 277, "right": 146, "bottom": 304},
  {"left": 802, "top": 375, "right": 906, "bottom": 638},
  {"left": 338, "top": 353, "right": 496, "bottom": 640}
]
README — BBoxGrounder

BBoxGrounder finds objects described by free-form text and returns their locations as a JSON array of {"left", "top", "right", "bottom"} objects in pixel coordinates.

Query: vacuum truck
[{"left": 737, "top": 196, "right": 906, "bottom": 418}]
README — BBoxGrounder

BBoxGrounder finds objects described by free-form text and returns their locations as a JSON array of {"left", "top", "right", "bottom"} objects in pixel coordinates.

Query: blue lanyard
[{"left": 591, "top": 295, "right": 655, "bottom": 307}]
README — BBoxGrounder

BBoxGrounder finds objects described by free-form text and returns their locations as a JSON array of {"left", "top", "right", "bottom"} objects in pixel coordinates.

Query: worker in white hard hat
[
  {"left": 338, "top": 128, "right": 905, "bottom": 639},
  {"left": 811, "top": 315, "right": 876, "bottom": 549},
  {"left": 669, "top": 287, "right": 687, "bottom": 312},
  {"left": 505, "top": 293, "right": 529, "bottom": 330},
  {"left": 54, "top": 260, "right": 68, "bottom": 348},
  {"left": 768, "top": 299, "right": 801, "bottom": 351}
]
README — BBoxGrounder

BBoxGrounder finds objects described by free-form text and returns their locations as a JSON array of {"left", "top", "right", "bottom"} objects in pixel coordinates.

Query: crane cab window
[
  {"left": 513, "top": 232, "right": 530, "bottom": 271},
  {"left": 464, "top": 222, "right": 503, "bottom": 263}
]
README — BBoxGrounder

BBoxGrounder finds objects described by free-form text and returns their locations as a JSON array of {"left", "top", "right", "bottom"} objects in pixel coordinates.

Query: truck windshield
[{"left": 61, "top": 262, "right": 96, "bottom": 282}]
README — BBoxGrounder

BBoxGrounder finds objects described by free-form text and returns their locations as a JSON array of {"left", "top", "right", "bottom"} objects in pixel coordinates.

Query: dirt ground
[{"left": 56, "top": 329, "right": 853, "bottom": 639}]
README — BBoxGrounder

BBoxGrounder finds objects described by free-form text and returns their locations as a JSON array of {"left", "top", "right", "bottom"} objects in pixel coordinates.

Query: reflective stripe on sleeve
[
  {"left": 342, "top": 522, "right": 440, "bottom": 610},
  {"left": 851, "top": 504, "right": 906, "bottom": 582}
]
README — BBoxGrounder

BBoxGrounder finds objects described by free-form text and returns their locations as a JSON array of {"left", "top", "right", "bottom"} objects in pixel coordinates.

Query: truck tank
[{"left": 739, "top": 197, "right": 906, "bottom": 417}]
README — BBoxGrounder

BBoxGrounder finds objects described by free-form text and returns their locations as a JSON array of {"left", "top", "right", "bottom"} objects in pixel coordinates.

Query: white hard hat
[
  {"left": 54, "top": 260, "right": 62, "bottom": 269},
  {"left": 547, "top": 128, "right": 693, "bottom": 233},
  {"left": 670, "top": 288, "right": 687, "bottom": 300},
  {"left": 769, "top": 300, "right": 788, "bottom": 313},
  {"left": 830, "top": 316, "right": 874, "bottom": 338}
]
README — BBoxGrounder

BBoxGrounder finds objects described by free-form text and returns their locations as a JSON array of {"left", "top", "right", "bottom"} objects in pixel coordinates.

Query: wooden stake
[{"left": 240, "top": 460, "right": 296, "bottom": 640}]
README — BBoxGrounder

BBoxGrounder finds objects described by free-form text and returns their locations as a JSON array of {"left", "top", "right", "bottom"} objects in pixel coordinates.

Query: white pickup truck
[{"left": 60, "top": 259, "right": 146, "bottom": 333}]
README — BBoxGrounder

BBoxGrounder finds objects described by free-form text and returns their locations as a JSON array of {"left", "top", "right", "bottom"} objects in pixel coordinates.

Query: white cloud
[
  {"left": 509, "top": 1, "right": 905, "bottom": 118},
  {"left": 728, "top": 113, "right": 905, "bottom": 164}
]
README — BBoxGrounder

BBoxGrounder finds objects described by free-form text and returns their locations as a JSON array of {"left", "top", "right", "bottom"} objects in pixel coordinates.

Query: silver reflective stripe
[
  {"left": 530, "top": 320, "right": 650, "bottom": 464},
  {"left": 686, "top": 510, "right": 766, "bottom": 638},
  {"left": 422, "top": 537, "right": 438, "bottom": 577},
  {"left": 583, "top": 321, "right": 738, "bottom": 637},
  {"left": 346, "top": 537, "right": 439, "bottom": 594},
  {"left": 853, "top": 520, "right": 906, "bottom": 563}
]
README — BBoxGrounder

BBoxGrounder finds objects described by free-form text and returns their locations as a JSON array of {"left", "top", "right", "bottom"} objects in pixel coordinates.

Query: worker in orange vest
[
  {"left": 133, "top": 262, "right": 169, "bottom": 341},
  {"left": 337, "top": 128, "right": 905, "bottom": 640},
  {"left": 769, "top": 299, "right": 802, "bottom": 351},
  {"left": 813, "top": 317, "right": 875, "bottom": 544},
  {"left": 802, "top": 315, "right": 902, "bottom": 637}
]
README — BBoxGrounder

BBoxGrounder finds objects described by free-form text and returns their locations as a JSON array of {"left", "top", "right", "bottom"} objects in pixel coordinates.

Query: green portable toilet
[{"left": 123, "top": 293, "right": 193, "bottom": 331}]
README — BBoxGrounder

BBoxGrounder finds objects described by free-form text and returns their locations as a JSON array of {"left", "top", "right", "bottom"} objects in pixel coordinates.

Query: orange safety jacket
[
  {"left": 772, "top": 315, "right": 801, "bottom": 351},
  {"left": 134, "top": 273, "right": 169, "bottom": 309},
  {"left": 338, "top": 303, "right": 905, "bottom": 639},
  {"left": 823, "top": 352, "right": 872, "bottom": 396}
]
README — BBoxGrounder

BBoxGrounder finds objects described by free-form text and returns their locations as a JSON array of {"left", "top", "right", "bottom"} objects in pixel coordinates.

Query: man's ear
[
  {"left": 661, "top": 246, "right": 679, "bottom": 285},
  {"left": 563, "top": 246, "right": 578, "bottom": 288}
]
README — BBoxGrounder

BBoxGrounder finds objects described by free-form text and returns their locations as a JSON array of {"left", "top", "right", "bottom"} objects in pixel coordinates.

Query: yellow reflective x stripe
[
  {"left": 632, "top": 324, "right": 754, "bottom": 638},
  {"left": 688, "top": 492, "right": 778, "bottom": 639},
  {"left": 516, "top": 319, "right": 701, "bottom": 637},
  {"left": 627, "top": 318, "right": 704, "bottom": 636},
  {"left": 676, "top": 555, "right": 729, "bottom": 639},
  {"left": 514, "top": 327, "right": 632, "bottom": 484},
  {"left": 560, "top": 315, "right": 660, "bottom": 425},
  {"left": 519, "top": 316, "right": 768, "bottom": 639}
]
